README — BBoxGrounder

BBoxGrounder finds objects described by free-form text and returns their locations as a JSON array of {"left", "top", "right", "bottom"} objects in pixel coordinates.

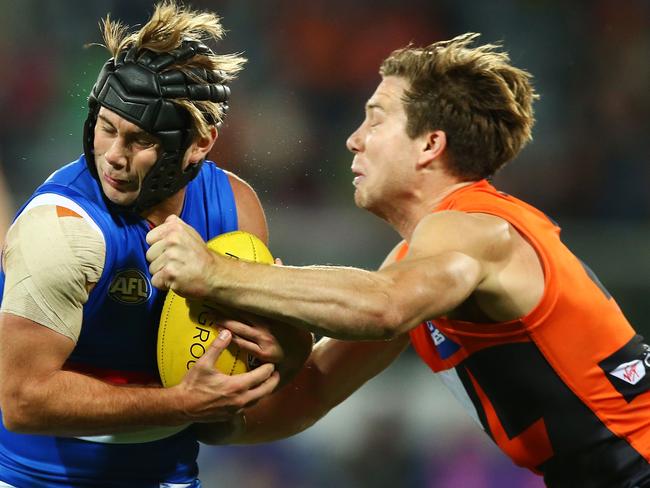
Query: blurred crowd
[
  {"left": 0, "top": 0, "right": 648, "bottom": 486},
  {"left": 1, "top": 0, "right": 648, "bottom": 218}
]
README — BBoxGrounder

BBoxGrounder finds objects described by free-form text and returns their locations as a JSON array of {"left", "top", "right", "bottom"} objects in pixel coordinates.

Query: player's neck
[
  {"left": 140, "top": 187, "right": 187, "bottom": 227},
  {"left": 425, "top": 179, "right": 476, "bottom": 212},
  {"left": 389, "top": 178, "right": 474, "bottom": 241}
]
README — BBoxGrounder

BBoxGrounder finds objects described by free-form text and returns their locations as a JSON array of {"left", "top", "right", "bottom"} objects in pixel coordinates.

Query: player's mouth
[
  {"left": 103, "top": 172, "right": 132, "bottom": 190},
  {"left": 351, "top": 167, "right": 366, "bottom": 187}
]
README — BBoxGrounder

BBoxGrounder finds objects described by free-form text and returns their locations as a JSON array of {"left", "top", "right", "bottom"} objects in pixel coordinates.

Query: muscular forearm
[
  {"left": 149, "top": 216, "right": 410, "bottom": 339},
  {"left": 149, "top": 213, "right": 485, "bottom": 341},
  {"left": 3, "top": 369, "right": 187, "bottom": 436},
  {"left": 209, "top": 259, "right": 401, "bottom": 340}
]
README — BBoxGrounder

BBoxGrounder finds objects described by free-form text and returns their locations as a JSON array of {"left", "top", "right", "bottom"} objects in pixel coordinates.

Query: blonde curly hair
[{"left": 100, "top": 1, "right": 246, "bottom": 138}]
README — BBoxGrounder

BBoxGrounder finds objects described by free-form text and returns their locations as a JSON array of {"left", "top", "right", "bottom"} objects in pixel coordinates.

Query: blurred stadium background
[{"left": 1, "top": 0, "right": 649, "bottom": 486}]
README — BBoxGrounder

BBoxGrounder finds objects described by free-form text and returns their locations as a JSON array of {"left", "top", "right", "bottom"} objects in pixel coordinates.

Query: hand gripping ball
[{"left": 157, "top": 231, "right": 274, "bottom": 387}]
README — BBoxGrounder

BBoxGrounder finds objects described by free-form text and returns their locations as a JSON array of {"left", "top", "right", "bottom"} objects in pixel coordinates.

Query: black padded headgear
[{"left": 83, "top": 40, "right": 230, "bottom": 213}]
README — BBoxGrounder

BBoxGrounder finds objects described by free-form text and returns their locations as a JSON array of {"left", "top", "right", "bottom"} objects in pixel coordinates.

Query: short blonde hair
[
  {"left": 380, "top": 33, "right": 538, "bottom": 180},
  {"left": 100, "top": 1, "right": 245, "bottom": 138}
]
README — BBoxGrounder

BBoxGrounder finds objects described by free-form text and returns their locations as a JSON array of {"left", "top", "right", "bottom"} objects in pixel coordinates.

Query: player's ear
[
  {"left": 417, "top": 130, "right": 446, "bottom": 169},
  {"left": 185, "top": 126, "right": 218, "bottom": 167}
]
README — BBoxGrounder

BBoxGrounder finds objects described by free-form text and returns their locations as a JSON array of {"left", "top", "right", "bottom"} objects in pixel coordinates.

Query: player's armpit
[{"left": 0, "top": 205, "right": 105, "bottom": 342}]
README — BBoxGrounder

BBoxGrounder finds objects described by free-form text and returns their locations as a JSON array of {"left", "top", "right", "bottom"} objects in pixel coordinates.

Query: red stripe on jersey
[{"left": 64, "top": 361, "right": 160, "bottom": 386}]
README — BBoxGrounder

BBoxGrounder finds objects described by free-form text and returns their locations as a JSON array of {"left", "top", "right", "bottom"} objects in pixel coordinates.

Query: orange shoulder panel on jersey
[
  {"left": 56, "top": 206, "right": 82, "bottom": 218},
  {"left": 404, "top": 180, "right": 650, "bottom": 479}
]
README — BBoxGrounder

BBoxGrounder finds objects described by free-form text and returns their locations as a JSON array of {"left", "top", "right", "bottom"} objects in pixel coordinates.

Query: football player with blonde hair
[{"left": 0, "top": 2, "right": 311, "bottom": 487}]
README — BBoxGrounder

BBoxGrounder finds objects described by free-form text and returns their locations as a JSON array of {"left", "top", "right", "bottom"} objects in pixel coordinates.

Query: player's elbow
[
  {"left": 355, "top": 302, "right": 403, "bottom": 341},
  {"left": 374, "top": 305, "right": 408, "bottom": 340},
  {"left": 2, "top": 407, "right": 30, "bottom": 433},
  {"left": 348, "top": 288, "right": 405, "bottom": 340},
  {"left": 1, "top": 384, "right": 44, "bottom": 433},
  {"left": 371, "top": 286, "right": 413, "bottom": 339}
]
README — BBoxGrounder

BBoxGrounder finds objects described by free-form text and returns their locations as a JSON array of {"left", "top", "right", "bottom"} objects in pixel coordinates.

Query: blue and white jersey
[{"left": 0, "top": 156, "right": 238, "bottom": 487}]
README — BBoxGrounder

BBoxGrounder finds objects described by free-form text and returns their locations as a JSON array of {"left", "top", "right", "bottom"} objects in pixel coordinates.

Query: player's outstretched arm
[
  {"left": 147, "top": 211, "right": 494, "bottom": 340},
  {"left": 196, "top": 333, "right": 410, "bottom": 445}
]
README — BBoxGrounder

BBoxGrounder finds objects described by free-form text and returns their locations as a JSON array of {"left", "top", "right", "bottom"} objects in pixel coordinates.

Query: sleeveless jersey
[
  {"left": 405, "top": 180, "right": 650, "bottom": 488},
  {"left": 0, "top": 156, "right": 238, "bottom": 487}
]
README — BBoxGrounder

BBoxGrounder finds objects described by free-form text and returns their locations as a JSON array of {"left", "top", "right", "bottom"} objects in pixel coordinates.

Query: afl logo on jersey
[{"left": 108, "top": 268, "right": 151, "bottom": 305}]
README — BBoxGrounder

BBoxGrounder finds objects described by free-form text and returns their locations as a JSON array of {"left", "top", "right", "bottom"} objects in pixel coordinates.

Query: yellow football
[{"left": 157, "top": 231, "right": 274, "bottom": 387}]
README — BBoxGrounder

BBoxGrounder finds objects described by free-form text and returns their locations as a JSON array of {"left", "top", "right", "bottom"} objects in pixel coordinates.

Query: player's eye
[
  {"left": 134, "top": 137, "right": 156, "bottom": 148},
  {"left": 100, "top": 124, "right": 116, "bottom": 135}
]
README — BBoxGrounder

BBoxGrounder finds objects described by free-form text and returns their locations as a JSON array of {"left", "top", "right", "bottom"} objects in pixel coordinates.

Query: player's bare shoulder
[
  {"left": 410, "top": 210, "right": 513, "bottom": 265},
  {"left": 414, "top": 210, "right": 544, "bottom": 321},
  {"left": 225, "top": 170, "right": 268, "bottom": 244}
]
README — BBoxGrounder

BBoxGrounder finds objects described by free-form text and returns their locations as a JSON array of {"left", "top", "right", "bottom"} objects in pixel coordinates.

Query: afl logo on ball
[{"left": 108, "top": 268, "right": 151, "bottom": 305}]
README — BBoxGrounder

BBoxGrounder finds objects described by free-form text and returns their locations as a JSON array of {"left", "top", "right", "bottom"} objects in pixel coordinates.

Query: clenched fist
[{"left": 146, "top": 214, "right": 217, "bottom": 299}]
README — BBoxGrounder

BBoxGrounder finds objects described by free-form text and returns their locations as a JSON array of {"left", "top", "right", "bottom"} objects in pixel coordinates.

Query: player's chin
[
  {"left": 353, "top": 190, "right": 369, "bottom": 209},
  {"left": 102, "top": 186, "right": 139, "bottom": 207}
]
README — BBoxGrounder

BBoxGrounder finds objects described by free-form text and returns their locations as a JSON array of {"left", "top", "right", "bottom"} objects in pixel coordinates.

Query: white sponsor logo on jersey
[{"left": 610, "top": 359, "right": 646, "bottom": 385}]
